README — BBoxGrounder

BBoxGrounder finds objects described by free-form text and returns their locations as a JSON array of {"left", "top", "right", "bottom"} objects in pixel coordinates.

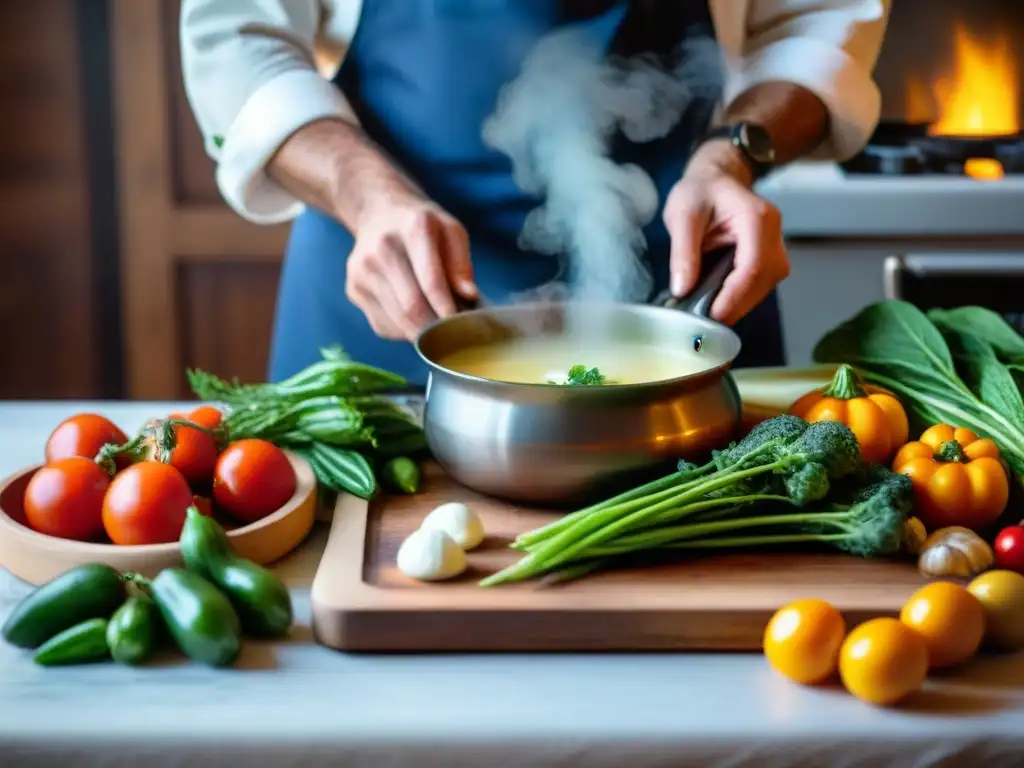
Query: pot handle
[{"left": 654, "top": 245, "right": 735, "bottom": 318}]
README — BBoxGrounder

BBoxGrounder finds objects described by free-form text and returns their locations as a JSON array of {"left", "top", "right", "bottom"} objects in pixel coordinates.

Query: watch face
[{"left": 739, "top": 124, "right": 776, "bottom": 164}]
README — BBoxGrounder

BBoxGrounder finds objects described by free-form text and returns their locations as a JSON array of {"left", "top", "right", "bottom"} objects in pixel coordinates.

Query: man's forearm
[
  {"left": 266, "top": 118, "right": 421, "bottom": 232},
  {"left": 687, "top": 82, "right": 830, "bottom": 185}
]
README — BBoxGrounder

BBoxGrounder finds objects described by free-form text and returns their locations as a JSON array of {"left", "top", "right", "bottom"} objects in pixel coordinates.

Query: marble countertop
[{"left": 2, "top": 400, "right": 1024, "bottom": 767}]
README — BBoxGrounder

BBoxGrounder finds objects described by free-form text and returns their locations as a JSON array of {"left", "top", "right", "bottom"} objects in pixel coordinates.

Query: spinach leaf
[
  {"left": 813, "top": 301, "right": 1024, "bottom": 478},
  {"left": 929, "top": 307, "right": 1024, "bottom": 362},
  {"left": 942, "top": 328, "right": 1024, "bottom": 440}
]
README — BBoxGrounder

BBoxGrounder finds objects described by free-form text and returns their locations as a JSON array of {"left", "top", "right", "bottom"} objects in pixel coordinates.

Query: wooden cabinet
[
  {"left": 111, "top": 0, "right": 291, "bottom": 399},
  {"left": 0, "top": 1, "right": 110, "bottom": 399}
]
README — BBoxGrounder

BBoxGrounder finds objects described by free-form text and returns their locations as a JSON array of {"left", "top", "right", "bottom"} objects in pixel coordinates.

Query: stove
[
  {"left": 756, "top": 136, "right": 1024, "bottom": 240},
  {"left": 841, "top": 121, "right": 1024, "bottom": 177}
]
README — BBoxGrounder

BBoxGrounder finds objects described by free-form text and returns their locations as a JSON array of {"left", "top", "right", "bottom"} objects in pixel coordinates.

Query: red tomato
[
  {"left": 45, "top": 414, "right": 128, "bottom": 464},
  {"left": 993, "top": 526, "right": 1024, "bottom": 574},
  {"left": 213, "top": 439, "right": 297, "bottom": 523},
  {"left": 23, "top": 457, "right": 110, "bottom": 541},
  {"left": 102, "top": 461, "right": 193, "bottom": 545},
  {"left": 187, "top": 405, "right": 224, "bottom": 431},
  {"left": 158, "top": 422, "right": 219, "bottom": 487},
  {"left": 192, "top": 494, "right": 214, "bottom": 517}
]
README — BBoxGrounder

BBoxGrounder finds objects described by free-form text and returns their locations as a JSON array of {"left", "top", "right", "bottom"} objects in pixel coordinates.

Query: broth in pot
[{"left": 436, "top": 334, "right": 714, "bottom": 386}]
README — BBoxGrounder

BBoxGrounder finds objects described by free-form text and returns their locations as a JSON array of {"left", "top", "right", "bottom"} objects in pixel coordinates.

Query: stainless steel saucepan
[{"left": 413, "top": 246, "right": 742, "bottom": 507}]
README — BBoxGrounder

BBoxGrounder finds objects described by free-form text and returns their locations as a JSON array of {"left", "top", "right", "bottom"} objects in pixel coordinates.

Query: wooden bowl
[{"left": 0, "top": 451, "right": 317, "bottom": 585}]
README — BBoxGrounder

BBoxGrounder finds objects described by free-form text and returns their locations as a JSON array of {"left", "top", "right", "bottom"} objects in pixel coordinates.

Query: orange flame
[{"left": 926, "top": 25, "right": 1019, "bottom": 180}]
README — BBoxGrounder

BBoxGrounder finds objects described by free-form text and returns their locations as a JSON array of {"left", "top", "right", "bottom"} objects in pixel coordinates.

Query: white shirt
[{"left": 180, "top": 0, "right": 891, "bottom": 224}]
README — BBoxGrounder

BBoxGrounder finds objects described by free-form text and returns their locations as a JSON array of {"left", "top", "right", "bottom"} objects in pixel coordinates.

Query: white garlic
[
  {"left": 421, "top": 502, "right": 485, "bottom": 550},
  {"left": 918, "top": 526, "right": 994, "bottom": 579},
  {"left": 396, "top": 528, "right": 467, "bottom": 581}
]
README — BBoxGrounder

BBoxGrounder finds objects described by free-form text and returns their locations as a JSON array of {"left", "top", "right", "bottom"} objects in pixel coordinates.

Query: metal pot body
[{"left": 416, "top": 300, "right": 742, "bottom": 506}]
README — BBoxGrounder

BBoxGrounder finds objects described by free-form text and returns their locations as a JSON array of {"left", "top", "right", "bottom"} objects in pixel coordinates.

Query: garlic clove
[
  {"left": 918, "top": 526, "right": 994, "bottom": 579},
  {"left": 397, "top": 528, "right": 467, "bottom": 581},
  {"left": 421, "top": 502, "right": 485, "bottom": 550}
]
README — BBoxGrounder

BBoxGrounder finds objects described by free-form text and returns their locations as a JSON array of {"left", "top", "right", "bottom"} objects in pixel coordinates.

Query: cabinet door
[
  {"left": 0, "top": 1, "right": 106, "bottom": 398},
  {"left": 111, "top": 0, "right": 290, "bottom": 398}
]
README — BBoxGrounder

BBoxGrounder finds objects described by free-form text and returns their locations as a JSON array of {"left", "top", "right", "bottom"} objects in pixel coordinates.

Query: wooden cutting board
[{"left": 310, "top": 364, "right": 929, "bottom": 652}]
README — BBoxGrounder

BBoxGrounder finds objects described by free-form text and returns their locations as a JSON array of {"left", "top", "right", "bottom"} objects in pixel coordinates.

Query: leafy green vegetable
[
  {"left": 188, "top": 347, "right": 425, "bottom": 499},
  {"left": 564, "top": 365, "right": 606, "bottom": 386},
  {"left": 813, "top": 301, "right": 1024, "bottom": 479},
  {"left": 482, "top": 415, "right": 887, "bottom": 587}
]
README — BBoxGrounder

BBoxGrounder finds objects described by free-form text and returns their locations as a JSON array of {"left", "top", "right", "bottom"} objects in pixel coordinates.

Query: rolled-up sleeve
[
  {"left": 180, "top": 0, "right": 360, "bottom": 224},
  {"left": 728, "top": 0, "right": 891, "bottom": 161}
]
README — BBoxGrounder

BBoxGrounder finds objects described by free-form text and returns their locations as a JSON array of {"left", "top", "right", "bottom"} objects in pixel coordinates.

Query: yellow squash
[
  {"left": 789, "top": 364, "right": 909, "bottom": 464},
  {"left": 892, "top": 424, "right": 1009, "bottom": 532}
]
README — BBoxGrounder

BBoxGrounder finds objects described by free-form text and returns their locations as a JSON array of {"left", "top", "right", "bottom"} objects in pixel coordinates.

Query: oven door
[{"left": 884, "top": 254, "right": 1024, "bottom": 334}]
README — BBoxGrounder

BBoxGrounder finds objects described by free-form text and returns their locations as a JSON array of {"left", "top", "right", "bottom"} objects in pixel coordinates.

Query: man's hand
[
  {"left": 267, "top": 118, "right": 477, "bottom": 341},
  {"left": 347, "top": 192, "right": 477, "bottom": 340},
  {"left": 662, "top": 139, "right": 789, "bottom": 327}
]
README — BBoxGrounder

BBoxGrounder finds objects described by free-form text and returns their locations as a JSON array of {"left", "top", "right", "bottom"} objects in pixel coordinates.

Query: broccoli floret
[
  {"left": 781, "top": 420, "right": 861, "bottom": 478},
  {"left": 823, "top": 482, "right": 906, "bottom": 557},
  {"left": 714, "top": 414, "right": 809, "bottom": 470},
  {"left": 783, "top": 462, "right": 831, "bottom": 505}
]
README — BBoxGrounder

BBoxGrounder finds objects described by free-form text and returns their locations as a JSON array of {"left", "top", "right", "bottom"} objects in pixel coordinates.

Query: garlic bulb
[
  {"left": 918, "top": 526, "right": 994, "bottom": 579},
  {"left": 421, "top": 502, "right": 485, "bottom": 550},
  {"left": 396, "top": 528, "right": 467, "bottom": 581}
]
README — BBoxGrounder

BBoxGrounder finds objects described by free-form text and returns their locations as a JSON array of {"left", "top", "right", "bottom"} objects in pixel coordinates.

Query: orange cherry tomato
[
  {"left": 899, "top": 581, "right": 985, "bottom": 669},
  {"left": 102, "top": 461, "right": 193, "bottom": 545},
  {"left": 45, "top": 413, "right": 128, "bottom": 464},
  {"left": 213, "top": 439, "right": 297, "bottom": 523},
  {"left": 22, "top": 457, "right": 110, "bottom": 541},
  {"left": 763, "top": 598, "right": 847, "bottom": 685},
  {"left": 892, "top": 424, "right": 1008, "bottom": 531},
  {"left": 839, "top": 617, "right": 929, "bottom": 707},
  {"left": 789, "top": 365, "right": 909, "bottom": 464},
  {"left": 187, "top": 405, "right": 224, "bottom": 431}
]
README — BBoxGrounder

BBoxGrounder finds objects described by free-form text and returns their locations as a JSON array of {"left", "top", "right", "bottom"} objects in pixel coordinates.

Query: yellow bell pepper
[
  {"left": 789, "top": 364, "right": 909, "bottom": 464},
  {"left": 892, "top": 424, "right": 1009, "bottom": 532}
]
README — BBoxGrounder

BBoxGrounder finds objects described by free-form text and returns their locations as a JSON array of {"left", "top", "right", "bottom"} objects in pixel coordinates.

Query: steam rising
[{"left": 483, "top": 20, "right": 723, "bottom": 304}]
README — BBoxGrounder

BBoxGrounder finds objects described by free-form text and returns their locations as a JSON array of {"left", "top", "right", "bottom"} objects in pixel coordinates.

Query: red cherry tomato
[
  {"left": 102, "top": 461, "right": 193, "bottom": 545},
  {"left": 213, "top": 439, "right": 297, "bottom": 523},
  {"left": 144, "top": 421, "right": 219, "bottom": 487},
  {"left": 191, "top": 494, "right": 214, "bottom": 518},
  {"left": 187, "top": 405, "right": 224, "bottom": 431},
  {"left": 22, "top": 457, "right": 110, "bottom": 541},
  {"left": 45, "top": 414, "right": 127, "bottom": 464},
  {"left": 993, "top": 526, "right": 1024, "bottom": 574}
]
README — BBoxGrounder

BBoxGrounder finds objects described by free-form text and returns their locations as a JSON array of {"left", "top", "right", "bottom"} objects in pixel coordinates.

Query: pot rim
[{"left": 413, "top": 299, "right": 741, "bottom": 395}]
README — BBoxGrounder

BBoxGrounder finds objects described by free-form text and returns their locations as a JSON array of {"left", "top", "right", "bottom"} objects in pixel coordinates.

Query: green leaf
[
  {"left": 942, "top": 329, "right": 1024, "bottom": 442},
  {"left": 565, "top": 365, "right": 606, "bottom": 387},
  {"left": 813, "top": 300, "right": 1024, "bottom": 479},
  {"left": 212, "top": 135, "right": 225, "bottom": 149},
  {"left": 929, "top": 306, "right": 1024, "bottom": 362},
  {"left": 813, "top": 300, "right": 958, "bottom": 378}
]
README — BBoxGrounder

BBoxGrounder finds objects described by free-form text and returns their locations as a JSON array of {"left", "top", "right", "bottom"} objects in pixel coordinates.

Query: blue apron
[{"left": 268, "top": 0, "right": 785, "bottom": 384}]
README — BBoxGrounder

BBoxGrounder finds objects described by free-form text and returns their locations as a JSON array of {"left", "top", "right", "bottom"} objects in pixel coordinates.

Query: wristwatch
[{"left": 698, "top": 123, "right": 777, "bottom": 181}]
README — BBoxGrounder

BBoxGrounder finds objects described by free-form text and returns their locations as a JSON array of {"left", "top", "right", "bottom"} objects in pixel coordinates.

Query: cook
[{"left": 180, "top": 0, "right": 891, "bottom": 383}]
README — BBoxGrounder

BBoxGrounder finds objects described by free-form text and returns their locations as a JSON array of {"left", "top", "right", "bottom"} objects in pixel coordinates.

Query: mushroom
[
  {"left": 918, "top": 526, "right": 994, "bottom": 579},
  {"left": 396, "top": 528, "right": 467, "bottom": 582},
  {"left": 421, "top": 502, "right": 485, "bottom": 550}
]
